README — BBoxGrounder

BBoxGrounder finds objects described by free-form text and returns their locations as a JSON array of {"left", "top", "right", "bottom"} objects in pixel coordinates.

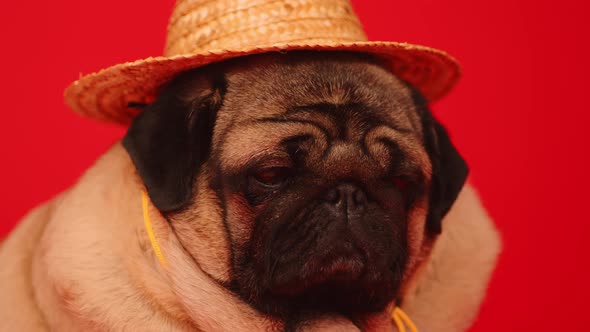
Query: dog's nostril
[
  {"left": 325, "top": 187, "right": 340, "bottom": 203},
  {"left": 354, "top": 189, "right": 367, "bottom": 206},
  {"left": 324, "top": 183, "right": 367, "bottom": 213}
]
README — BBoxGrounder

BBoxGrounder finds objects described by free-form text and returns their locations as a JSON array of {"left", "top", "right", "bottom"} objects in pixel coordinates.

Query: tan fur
[
  {"left": 0, "top": 144, "right": 500, "bottom": 331},
  {"left": 403, "top": 184, "right": 501, "bottom": 331},
  {"left": 170, "top": 169, "right": 233, "bottom": 283}
]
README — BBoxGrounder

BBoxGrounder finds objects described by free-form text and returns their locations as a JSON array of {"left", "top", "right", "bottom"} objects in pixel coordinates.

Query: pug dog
[{"left": 0, "top": 51, "right": 501, "bottom": 331}]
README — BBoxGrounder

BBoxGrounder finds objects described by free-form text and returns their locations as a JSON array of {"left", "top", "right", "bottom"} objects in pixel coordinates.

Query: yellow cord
[
  {"left": 392, "top": 309, "right": 407, "bottom": 332},
  {"left": 392, "top": 307, "right": 418, "bottom": 332},
  {"left": 141, "top": 191, "right": 416, "bottom": 330},
  {"left": 142, "top": 190, "right": 167, "bottom": 267}
]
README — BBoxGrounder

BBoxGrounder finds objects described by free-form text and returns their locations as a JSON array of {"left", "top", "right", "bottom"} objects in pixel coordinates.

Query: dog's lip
[
  {"left": 319, "top": 254, "right": 365, "bottom": 280},
  {"left": 269, "top": 251, "right": 366, "bottom": 297}
]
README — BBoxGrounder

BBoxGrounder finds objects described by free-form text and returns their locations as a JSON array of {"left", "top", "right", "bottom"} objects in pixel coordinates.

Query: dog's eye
[
  {"left": 253, "top": 167, "right": 290, "bottom": 188},
  {"left": 392, "top": 176, "right": 410, "bottom": 191},
  {"left": 391, "top": 175, "right": 424, "bottom": 209},
  {"left": 392, "top": 175, "right": 420, "bottom": 194}
]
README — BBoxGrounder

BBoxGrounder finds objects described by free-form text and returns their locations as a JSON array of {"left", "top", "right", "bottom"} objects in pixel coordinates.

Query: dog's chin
[
  {"left": 269, "top": 252, "right": 366, "bottom": 297},
  {"left": 244, "top": 239, "right": 402, "bottom": 317},
  {"left": 266, "top": 256, "right": 398, "bottom": 315}
]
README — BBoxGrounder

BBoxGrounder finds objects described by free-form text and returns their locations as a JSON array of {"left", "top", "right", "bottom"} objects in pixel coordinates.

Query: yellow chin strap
[
  {"left": 141, "top": 190, "right": 417, "bottom": 331},
  {"left": 142, "top": 190, "right": 167, "bottom": 267},
  {"left": 392, "top": 306, "right": 419, "bottom": 332}
]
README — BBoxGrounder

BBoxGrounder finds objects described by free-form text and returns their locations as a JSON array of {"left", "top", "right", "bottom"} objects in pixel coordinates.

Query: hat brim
[{"left": 64, "top": 41, "right": 460, "bottom": 125}]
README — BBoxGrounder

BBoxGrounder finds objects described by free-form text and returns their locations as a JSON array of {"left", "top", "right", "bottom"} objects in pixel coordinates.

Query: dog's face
[{"left": 123, "top": 51, "right": 467, "bottom": 320}]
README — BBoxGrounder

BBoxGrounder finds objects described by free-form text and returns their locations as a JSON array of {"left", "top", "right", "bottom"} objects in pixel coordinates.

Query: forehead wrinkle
[
  {"left": 256, "top": 116, "right": 334, "bottom": 142},
  {"left": 279, "top": 110, "right": 340, "bottom": 139},
  {"left": 213, "top": 52, "right": 418, "bottom": 137},
  {"left": 218, "top": 121, "right": 328, "bottom": 173},
  {"left": 365, "top": 126, "right": 432, "bottom": 178},
  {"left": 287, "top": 102, "right": 413, "bottom": 133},
  {"left": 315, "top": 143, "right": 376, "bottom": 181}
]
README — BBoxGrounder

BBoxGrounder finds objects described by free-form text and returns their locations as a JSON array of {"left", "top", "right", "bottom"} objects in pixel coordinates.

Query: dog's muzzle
[{"left": 264, "top": 182, "right": 406, "bottom": 312}]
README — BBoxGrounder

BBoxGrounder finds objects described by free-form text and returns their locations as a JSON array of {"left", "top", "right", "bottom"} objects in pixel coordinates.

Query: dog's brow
[
  {"left": 255, "top": 117, "right": 333, "bottom": 140},
  {"left": 286, "top": 102, "right": 349, "bottom": 115},
  {"left": 373, "top": 136, "right": 403, "bottom": 165},
  {"left": 286, "top": 102, "right": 414, "bottom": 135}
]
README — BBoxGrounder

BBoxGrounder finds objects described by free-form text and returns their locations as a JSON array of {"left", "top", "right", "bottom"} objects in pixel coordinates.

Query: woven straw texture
[{"left": 64, "top": 0, "right": 461, "bottom": 125}]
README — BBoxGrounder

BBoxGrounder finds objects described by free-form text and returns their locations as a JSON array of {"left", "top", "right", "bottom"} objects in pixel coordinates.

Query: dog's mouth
[
  {"left": 263, "top": 235, "right": 398, "bottom": 314},
  {"left": 269, "top": 249, "right": 366, "bottom": 297}
]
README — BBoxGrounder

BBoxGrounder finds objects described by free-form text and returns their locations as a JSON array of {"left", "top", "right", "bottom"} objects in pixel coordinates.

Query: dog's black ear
[
  {"left": 123, "top": 69, "right": 226, "bottom": 213},
  {"left": 409, "top": 86, "right": 468, "bottom": 234}
]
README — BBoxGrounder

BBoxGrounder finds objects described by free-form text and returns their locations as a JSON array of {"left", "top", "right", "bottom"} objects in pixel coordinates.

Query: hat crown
[{"left": 165, "top": 0, "right": 368, "bottom": 56}]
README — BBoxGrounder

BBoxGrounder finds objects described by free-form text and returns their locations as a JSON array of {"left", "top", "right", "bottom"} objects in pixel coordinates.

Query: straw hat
[{"left": 64, "top": 0, "right": 461, "bottom": 125}]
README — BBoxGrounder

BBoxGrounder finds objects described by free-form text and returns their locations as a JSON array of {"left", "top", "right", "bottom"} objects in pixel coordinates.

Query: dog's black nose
[{"left": 324, "top": 183, "right": 368, "bottom": 215}]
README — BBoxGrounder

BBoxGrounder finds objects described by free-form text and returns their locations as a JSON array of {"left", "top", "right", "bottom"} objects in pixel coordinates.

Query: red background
[{"left": 1, "top": 0, "right": 588, "bottom": 330}]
